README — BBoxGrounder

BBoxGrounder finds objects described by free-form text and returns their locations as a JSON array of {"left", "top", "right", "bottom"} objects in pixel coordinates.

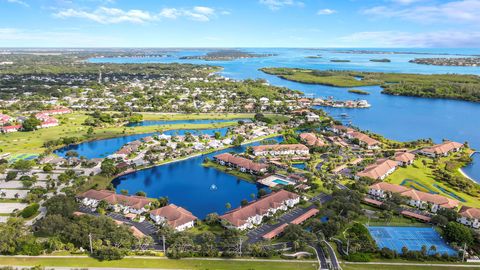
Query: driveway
[{"left": 0, "top": 202, "right": 27, "bottom": 214}]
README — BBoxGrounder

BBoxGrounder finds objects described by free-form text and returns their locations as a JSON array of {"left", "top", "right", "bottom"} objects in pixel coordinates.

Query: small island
[
  {"left": 410, "top": 57, "right": 480, "bottom": 67},
  {"left": 260, "top": 67, "right": 480, "bottom": 102},
  {"left": 305, "top": 55, "right": 322, "bottom": 59},
  {"left": 179, "top": 50, "right": 277, "bottom": 61},
  {"left": 370, "top": 58, "right": 391, "bottom": 63},
  {"left": 330, "top": 59, "right": 351, "bottom": 62},
  {"left": 348, "top": 89, "right": 370, "bottom": 95}
]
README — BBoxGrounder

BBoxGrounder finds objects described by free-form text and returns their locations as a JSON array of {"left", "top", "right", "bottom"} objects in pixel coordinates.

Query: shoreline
[{"left": 459, "top": 152, "right": 479, "bottom": 183}]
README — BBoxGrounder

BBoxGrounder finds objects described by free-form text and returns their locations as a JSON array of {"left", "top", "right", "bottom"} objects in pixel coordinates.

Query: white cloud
[
  {"left": 54, "top": 6, "right": 222, "bottom": 24},
  {"left": 317, "top": 9, "right": 336, "bottom": 15},
  {"left": 259, "top": 0, "right": 304, "bottom": 10},
  {"left": 340, "top": 30, "right": 480, "bottom": 47},
  {"left": 363, "top": 0, "right": 480, "bottom": 24},
  {"left": 6, "top": 0, "right": 29, "bottom": 7},
  {"left": 390, "top": 0, "right": 423, "bottom": 5}
]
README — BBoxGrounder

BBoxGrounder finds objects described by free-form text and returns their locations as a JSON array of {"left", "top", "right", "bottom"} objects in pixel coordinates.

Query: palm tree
[
  {"left": 429, "top": 245, "right": 437, "bottom": 255},
  {"left": 225, "top": 202, "right": 231, "bottom": 210}
]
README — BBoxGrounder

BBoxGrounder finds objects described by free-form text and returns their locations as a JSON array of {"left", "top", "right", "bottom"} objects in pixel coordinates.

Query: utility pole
[
  {"left": 162, "top": 235, "right": 166, "bottom": 253},
  {"left": 88, "top": 233, "right": 93, "bottom": 254}
]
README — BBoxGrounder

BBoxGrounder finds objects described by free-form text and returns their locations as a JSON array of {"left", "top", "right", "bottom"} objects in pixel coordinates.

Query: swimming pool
[{"left": 273, "top": 179, "right": 291, "bottom": 185}]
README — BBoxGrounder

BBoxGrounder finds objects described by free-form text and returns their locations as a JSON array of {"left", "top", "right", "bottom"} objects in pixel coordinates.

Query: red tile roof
[
  {"left": 299, "top": 133, "right": 325, "bottom": 147},
  {"left": 291, "top": 208, "right": 319, "bottom": 225},
  {"left": 459, "top": 206, "right": 480, "bottom": 220},
  {"left": 214, "top": 153, "right": 267, "bottom": 173},
  {"left": 150, "top": 204, "right": 197, "bottom": 228},
  {"left": 394, "top": 152, "right": 416, "bottom": 163},
  {"left": 253, "top": 144, "right": 309, "bottom": 153},
  {"left": 401, "top": 210, "right": 431, "bottom": 222},
  {"left": 422, "top": 141, "right": 463, "bottom": 155},
  {"left": 262, "top": 223, "right": 288, "bottom": 240},
  {"left": 78, "top": 189, "right": 151, "bottom": 210},
  {"left": 220, "top": 190, "right": 299, "bottom": 227},
  {"left": 369, "top": 182, "right": 409, "bottom": 194},
  {"left": 357, "top": 159, "right": 397, "bottom": 180}
]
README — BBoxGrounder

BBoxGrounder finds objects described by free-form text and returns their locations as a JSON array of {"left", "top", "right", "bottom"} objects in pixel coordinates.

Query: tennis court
[{"left": 368, "top": 226, "right": 457, "bottom": 256}]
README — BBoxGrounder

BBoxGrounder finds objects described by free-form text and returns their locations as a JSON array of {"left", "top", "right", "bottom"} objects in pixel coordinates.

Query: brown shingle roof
[{"left": 220, "top": 190, "right": 299, "bottom": 227}]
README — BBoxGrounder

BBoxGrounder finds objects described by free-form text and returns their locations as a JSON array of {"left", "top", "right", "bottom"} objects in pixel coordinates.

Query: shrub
[
  {"left": 20, "top": 203, "right": 40, "bottom": 218},
  {"left": 6, "top": 171, "right": 18, "bottom": 181},
  {"left": 92, "top": 246, "right": 126, "bottom": 261},
  {"left": 346, "top": 252, "right": 371, "bottom": 262}
]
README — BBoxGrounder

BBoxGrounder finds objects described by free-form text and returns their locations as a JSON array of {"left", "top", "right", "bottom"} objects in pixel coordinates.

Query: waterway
[
  {"left": 126, "top": 118, "right": 251, "bottom": 127},
  {"left": 89, "top": 48, "right": 480, "bottom": 182}
]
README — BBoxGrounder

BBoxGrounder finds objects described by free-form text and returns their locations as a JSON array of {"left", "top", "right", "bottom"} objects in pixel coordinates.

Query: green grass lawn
[
  {"left": 141, "top": 112, "right": 255, "bottom": 121},
  {"left": 385, "top": 157, "right": 480, "bottom": 208},
  {"left": 0, "top": 257, "right": 317, "bottom": 270},
  {"left": 0, "top": 112, "right": 239, "bottom": 156}
]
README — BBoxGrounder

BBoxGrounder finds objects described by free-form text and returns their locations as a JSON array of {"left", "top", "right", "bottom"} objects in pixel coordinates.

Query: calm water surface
[
  {"left": 90, "top": 48, "right": 480, "bottom": 181},
  {"left": 112, "top": 137, "right": 281, "bottom": 218}
]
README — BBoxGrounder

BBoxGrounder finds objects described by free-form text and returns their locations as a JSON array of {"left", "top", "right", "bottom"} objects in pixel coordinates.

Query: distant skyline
[{"left": 1, "top": 0, "right": 480, "bottom": 47}]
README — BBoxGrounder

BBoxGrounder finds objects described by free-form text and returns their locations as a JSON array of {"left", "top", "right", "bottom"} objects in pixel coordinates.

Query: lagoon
[
  {"left": 54, "top": 127, "right": 229, "bottom": 159},
  {"left": 112, "top": 137, "right": 282, "bottom": 218}
]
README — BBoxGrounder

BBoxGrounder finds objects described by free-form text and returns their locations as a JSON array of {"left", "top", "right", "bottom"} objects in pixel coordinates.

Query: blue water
[
  {"left": 292, "top": 163, "right": 306, "bottom": 170},
  {"left": 89, "top": 48, "right": 480, "bottom": 182},
  {"left": 368, "top": 226, "right": 457, "bottom": 256},
  {"left": 112, "top": 137, "right": 282, "bottom": 218},
  {"left": 462, "top": 152, "right": 480, "bottom": 183},
  {"left": 126, "top": 118, "right": 251, "bottom": 127},
  {"left": 54, "top": 127, "right": 229, "bottom": 159}
]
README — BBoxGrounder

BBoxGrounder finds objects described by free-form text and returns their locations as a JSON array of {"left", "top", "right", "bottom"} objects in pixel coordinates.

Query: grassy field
[
  {"left": 202, "top": 160, "right": 257, "bottom": 182},
  {"left": 0, "top": 112, "right": 243, "bottom": 156},
  {"left": 0, "top": 257, "right": 317, "bottom": 270},
  {"left": 343, "top": 263, "right": 480, "bottom": 270},
  {"left": 385, "top": 157, "right": 480, "bottom": 208}
]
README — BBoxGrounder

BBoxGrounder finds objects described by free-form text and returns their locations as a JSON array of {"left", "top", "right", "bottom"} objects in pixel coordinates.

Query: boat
[
  {"left": 210, "top": 184, "right": 218, "bottom": 191},
  {"left": 340, "top": 113, "right": 348, "bottom": 118}
]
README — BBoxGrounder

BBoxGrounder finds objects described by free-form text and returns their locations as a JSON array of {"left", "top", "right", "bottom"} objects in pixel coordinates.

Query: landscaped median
[{"left": 0, "top": 256, "right": 318, "bottom": 270}]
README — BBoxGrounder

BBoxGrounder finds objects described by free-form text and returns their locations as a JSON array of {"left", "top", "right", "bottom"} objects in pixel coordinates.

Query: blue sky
[{"left": 1, "top": 0, "right": 480, "bottom": 47}]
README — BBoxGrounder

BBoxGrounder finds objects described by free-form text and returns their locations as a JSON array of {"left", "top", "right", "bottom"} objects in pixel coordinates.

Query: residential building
[
  {"left": 306, "top": 112, "right": 320, "bottom": 122},
  {"left": 347, "top": 131, "right": 381, "bottom": 149},
  {"left": 0, "top": 113, "right": 11, "bottom": 125},
  {"left": 150, "top": 204, "right": 198, "bottom": 231},
  {"left": 220, "top": 190, "right": 300, "bottom": 230},
  {"left": 420, "top": 141, "right": 464, "bottom": 157},
  {"left": 77, "top": 189, "right": 151, "bottom": 214},
  {"left": 394, "top": 152, "right": 416, "bottom": 166},
  {"left": 458, "top": 206, "right": 480, "bottom": 229},
  {"left": 299, "top": 133, "right": 325, "bottom": 147},
  {"left": 213, "top": 153, "right": 268, "bottom": 174},
  {"left": 368, "top": 183, "right": 459, "bottom": 213},
  {"left": 368, "top": 182, "right": 409, "bottom": 199},
  {"left": 0, "top": 125, "right": 21, "bottom": 133},
  {"left": 357, "top": 159, "right": 398, "bottom": 180},
  {"left": 252, "top": 144, "right": 310, "bottom": 157}
]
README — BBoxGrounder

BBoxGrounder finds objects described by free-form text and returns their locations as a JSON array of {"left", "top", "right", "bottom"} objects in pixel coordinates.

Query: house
[
  {"left": 150, "top": 204, "right": 198, "bottom": 231},
  {"left": 306, "top": 112, "right": 320, "bottom": 122},
  {"left": 357, "top": 159, "right": 398, "bottom": 180},
  {"left": 458, "top": 206, "right": 480, "bottom": 229},
  {"left": 330, "top": 125, "right": 354, "bottom": 135},
  {"left": 400, "top": 189, "right": 459, "bottom": 213},
  {"left": 220, "top": 190, "right": 300, "bottom": 230},
  {"left": 39, "top": 118, "right": 59, "bottom": 128},
  {"left": 77, "top": 189, "right": 151, "bottom": 214},
  {"left": 0, "top": 114, "right": 11, "bottom": 125},
  {"left": 368, "top": 182, "right": 409, "bottom": 199},
  {"left": 0, "top": 125, "right": 21, "bottom": 133},
  {"left": 347, "top": 131, "right": 381, "bottom": 149},
  {"left": 213, "top": 153, "right": 267, "bottom": 174},
  {"left": 252, "top": 144, "right": 310, "bottom": 157},
  {"left": 420, "top": 141, "right": 464, "bottom": 157},
  {"left": 299, "top": 133, "right": 325, "bottom": 147},
  {"left": 394, "top": 152, "right": 415, "bottom": 166},
  {"left": 368, "top": 183, "right": 459, "bottom": 213}
]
